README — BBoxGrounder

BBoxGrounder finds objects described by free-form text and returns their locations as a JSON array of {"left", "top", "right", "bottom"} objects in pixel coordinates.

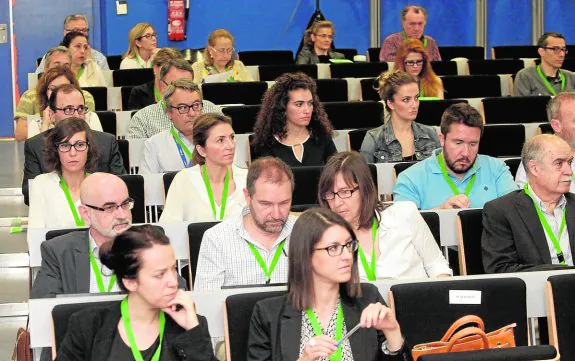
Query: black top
[
  {"left": 128, "top": 81, "right": 155, "bottom": 110},
  {"left": 252, "top": 134, "right": 337, "bottom": 167},
  {"left": 107, "top": 331, "right": 161, "bottom": 361},
  {"left": 317, "top": 55, "right": 331, "bottom": 64}
]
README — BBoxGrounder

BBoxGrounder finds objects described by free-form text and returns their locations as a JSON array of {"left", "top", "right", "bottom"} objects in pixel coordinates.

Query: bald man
[{"left": 482, "top": 135, "right": 575, "bottom": 273}]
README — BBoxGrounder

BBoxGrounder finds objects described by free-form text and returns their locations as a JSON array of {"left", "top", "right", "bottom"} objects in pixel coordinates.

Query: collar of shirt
[
  {"left": 383, "top": 120, "right": 431, "bottom": 146},
  {"left": 173, "top": 127, "right": 194, "bottom": 147},
  {"left": 135, "top": 54, "right": 152, "bottom": 68},
  {"left": 88, "top": 230, "right": 114, "bottom": 274},
  {"left": 234, "top": 206, "right": 292, "bottom": 250},
  {"left": 429, "top": 148, "right": 483, "bottom": 182},
  {"left": 527, "top": 183, "right": 567, "bottom": 214}
]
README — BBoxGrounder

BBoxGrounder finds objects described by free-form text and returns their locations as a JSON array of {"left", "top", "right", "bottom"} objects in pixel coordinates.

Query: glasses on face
[
  {"left": 56, "top": 140, "right": 89, "bottom": 153},
  {"left": 314, "top": 33, "right": 333, "bottom": 40},
  {"left": 543, "top": 47, "right": 568, "bottom": 55},
  {"left": 66, "top": 28, "right": 89, "bottom": 34},
  {"left": 54, "top": 105, "right": 89, "bottom": 116},
  {"left": 138, "top": 33, "right": 157, "bottom": 40},
  {"left": 315, "top": 239, "right": 359, "bottom": 257},
  {"left": 404, "top": 60, "right": 424, "bottom": 67},
  {"left": 211, "top": 47, "right": 235, "bottom": 55},
  {"left": 170, "top": 102, "right": 203, "bottom": 114},
  {"left": 84, "top": 198, "right": 135, "bottom": 214},
  {"left": 322, "top": 187, "right": 359, "bottom": 201}
]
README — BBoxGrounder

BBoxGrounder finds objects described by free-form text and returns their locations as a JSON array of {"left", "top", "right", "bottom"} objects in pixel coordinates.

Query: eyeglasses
[
  {"left": 170, "top": 102, "right": 203, "bottom": 114},
  {"left": 54, "top": 105, "right": 89, "bottom": 116},
  {"left": 66, "top": 28, "right": 89, "bottom": 34},
  {"left": 322, "top": 187, "right": 359, "bottom": 201},
  {"left": 543, "top": 47, "right": 568, "bottom": 55},
  {"left": 404, "top": 60, "right": 424, "bottom": 67},
  {"left": 314, "top": 34, "right": 333, "bottom": 40},
  {"left": 84, "top": 198, "right": 135, "bottom": 214},
  {"left": 211, "top": 47, "right": 235, "bottom": 55},
  {"left": 315, "top": 239, "right": 359, "bottom": 257},
  {"left": 56, "top": 140, "right": 89, "bottom": 152},
  {"left": 138, "top": 33, "right": 157, "bottom": 40}
]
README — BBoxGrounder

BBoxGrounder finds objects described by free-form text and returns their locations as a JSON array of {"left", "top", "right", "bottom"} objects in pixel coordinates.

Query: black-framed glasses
[
  {"left": 315, "top": 239, "right": 359, "bottom": 257},
  {"left": 138, "top": 33, "right": 157, "bottom": 40},
  {"left": 322, "top": 187, "right": 359, "bottom": 201},
  {"left": 84, "top": 198, "right": 135, "bottom": 214},
  {"left": 54, "top": 105, "right": 89, "bottom": 116},
  {"left": 56, "top": 140, "right": 89, "bottom": 153},
  {"left": 543, "top": 46, "right": 568, "bottom": 55},
  {"left": 170, "top": 102, "right": 203, "bottom": 114},
  {"left": 404, "top": 60, "right": 424, "bottom": 67}
]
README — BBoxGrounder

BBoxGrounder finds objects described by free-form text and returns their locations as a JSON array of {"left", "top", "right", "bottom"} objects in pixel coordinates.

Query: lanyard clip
[{"left": 558, "top": 252, "right": 565, "bottom": 264}]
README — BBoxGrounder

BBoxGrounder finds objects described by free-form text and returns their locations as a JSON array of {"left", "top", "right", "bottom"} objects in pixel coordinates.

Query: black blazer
[
  {"left": 128, "top": 81, "right": 155, "bottom": 110},
  {"left": 247, "top": 283, "right": 411, "bottom": 361},
  {"left": 482, "top": 190, "right": 575, "bottom": 273},
  {"left": 56, "top": 301, "right": 217, "bottom": 361},
  {"left": 22, "top": 129, "right": 127, "bottom": 205}
]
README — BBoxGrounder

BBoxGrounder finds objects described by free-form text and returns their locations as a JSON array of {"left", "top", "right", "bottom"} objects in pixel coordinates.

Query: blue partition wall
[
  {"left": 544, "top": 0, "right": 575, "bottom": 39},
  {"left": 0, "top": 0, "right": 14, "bottom": 137},
  {"left": 486, "top": 0, "right": 531, "bottom": 57}
]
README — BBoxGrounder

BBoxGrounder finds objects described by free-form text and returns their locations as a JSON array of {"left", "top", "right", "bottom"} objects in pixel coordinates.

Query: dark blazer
[
  {"left": 128, "top": 81, "right": 155, "bottom": 110},
  {"left": 22, "top": 129, "right": 127, "bottom": 205},
  {"left": 296, "top": 46, "right": 346, "bottom": 65},
  {"left": 482, "top": 190, "right": 575, "bottom": 273},
  {"left": 247, "top": 283, "right": 411, "bottom": 361},
  {"left": 56, "top": 301, "right": 217, "bottom": 361}
]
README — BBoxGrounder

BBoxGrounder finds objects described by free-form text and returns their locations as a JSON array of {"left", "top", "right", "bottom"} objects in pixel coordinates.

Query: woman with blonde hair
[
  {"left": 191, "top": 29, "right": 253, "bottom": 84},
  {"left": 296, "top": 20, "right": 345, "bottom": 65},
  {"left": 120, "top": 23, "right": 158, "bottom": 69},
  {"left": 395, "top": 39, "right": 444, "bottom": 99}
]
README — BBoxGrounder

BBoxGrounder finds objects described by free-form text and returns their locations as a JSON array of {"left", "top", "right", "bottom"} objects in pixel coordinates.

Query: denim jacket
[{"left": 360, "top": 121, "right": 440, "bottom": 163}]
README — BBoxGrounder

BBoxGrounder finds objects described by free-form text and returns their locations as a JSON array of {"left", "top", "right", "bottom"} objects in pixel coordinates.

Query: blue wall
[
  {"left": 0, "top": 0, "right": 14, "bottom": 137},
  {"left": 487, "top": 1, "right": 531, "bottom": 58},
  {"left": 544, "top": 0, "right": 575, "bottom": 39}
]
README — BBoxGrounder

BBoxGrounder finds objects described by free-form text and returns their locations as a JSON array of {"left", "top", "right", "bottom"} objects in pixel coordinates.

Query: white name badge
[{"left": 449, "top": 290, "right": 482, "bottom": 305}]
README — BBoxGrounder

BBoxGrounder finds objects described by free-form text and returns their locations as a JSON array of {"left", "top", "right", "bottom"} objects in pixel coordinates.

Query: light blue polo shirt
[{"left": 393, "top": 149, "right": 517, "bottom": 210}]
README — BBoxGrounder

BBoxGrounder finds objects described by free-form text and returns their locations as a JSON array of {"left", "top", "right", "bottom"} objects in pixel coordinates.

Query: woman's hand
[
  {"left": 162, "top": 290, "right": 200, "bottom": 331},
  {"left": 297, "top": 336, "right": 338, "bottom": 361},
  {"left": 360, "top": 302, "right": 404, "bottom": 351}
]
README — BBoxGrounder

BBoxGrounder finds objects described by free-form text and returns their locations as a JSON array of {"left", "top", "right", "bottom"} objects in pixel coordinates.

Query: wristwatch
[{"left": 381, "top": 339, "right": 402, "bottom": 355}]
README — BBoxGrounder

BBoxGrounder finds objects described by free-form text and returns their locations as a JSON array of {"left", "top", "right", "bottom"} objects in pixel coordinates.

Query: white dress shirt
[
  {"left": 159, "top": 164, "right": 248, "bottom": 223},
  {"left": 139, "top": 128, "right": 194, "bottom": 174},
  {"left": 358, "top": 201, "right": 453, "bottom": 280},
  {"left": 194, "top": 206, "right": 297, "bottom": 290},
  {"left": 88, "top": 231, "right": 121, "bottom": 293},
  {"left": 516, "top": 160, "right": 575, "bottom": 193}
]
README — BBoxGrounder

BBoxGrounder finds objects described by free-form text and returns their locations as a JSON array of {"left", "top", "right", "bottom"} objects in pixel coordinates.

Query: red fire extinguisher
[{"left": 168, "top": 0, "right": 189, "bottom": 41}]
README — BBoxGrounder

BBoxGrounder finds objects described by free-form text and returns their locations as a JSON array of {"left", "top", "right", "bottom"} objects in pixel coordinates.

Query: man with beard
[
  {"left": 482, "top": 134, "right": 575, "bottom": 273},
  {"left": 516, "top": 92, "right": 575, "bottom": 192},
  {"left": 194, "top": 157, "right": 296, "bottom": 290},
  {"left": 393, "top": 103, "right": 516, "bottom": 210}
]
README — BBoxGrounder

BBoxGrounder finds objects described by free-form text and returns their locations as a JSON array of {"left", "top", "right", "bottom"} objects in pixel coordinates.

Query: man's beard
[
  {"left": 443, "top": 149, "right": 476, "bottom": 174},
  {"left": 250, "top": 206, "right": 286, "bottom": 234}
]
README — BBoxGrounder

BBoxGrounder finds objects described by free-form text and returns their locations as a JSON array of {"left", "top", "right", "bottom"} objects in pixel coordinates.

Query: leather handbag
[
  {"left": 11, "top": 322, "right": 31, "bottom": 361},
  {"left": 412, "top": 315, "right": 516, "bottom": 360}
]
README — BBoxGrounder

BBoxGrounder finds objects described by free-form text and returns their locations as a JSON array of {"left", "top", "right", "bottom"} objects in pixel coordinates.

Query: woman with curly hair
[
  {"left": 394, "top": 39, "right": 444, "bottom": 99},
  {"left": 251, "top": 72, "right": 336, "bottom": 167}
]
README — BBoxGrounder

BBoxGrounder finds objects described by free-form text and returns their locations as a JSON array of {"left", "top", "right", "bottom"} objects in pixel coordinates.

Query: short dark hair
[
  {"left": 288, "top": 208, "right": 361, "bottom": 311},
  {"left": 440, "top": 103, "right": 484, "bottom": 136},
  {"left": 100, "top": 224, "right": 170, "bottom": 293},
  {"left": 43, "top": 117, "right": 98, "bottom": 173},
  {"left": 160, "top": 58, "right": 193, "bottom": 81},
  {"left": 246, "top": 157, "right": 294, "bottom": 197},
  {"left": 60, "top": 31, "right": 88, "bottom": 48},
  {"left": 192, "top": 113, "right": 233, "bottom": 165},
  {"left": 537, "top": 32, "right": 565, "bottom": 48},
  {"left": 48, "top": 83, "right": 85, "bottom": 111}
]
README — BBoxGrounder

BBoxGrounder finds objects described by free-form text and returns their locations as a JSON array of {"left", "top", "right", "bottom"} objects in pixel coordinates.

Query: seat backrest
[
  {"left": 415, "top": 99, "right": 468, "bottom": 126},
  {"left": 224, "top": 291, "right": 287, "bottom": 361},
  {"left": 106, "top": 55, "right": 123, "bottom": 70},
  {"left": 430, "top": 61, "right": 458, "bottom": 76},
  {"left": 238, "top": 50, "right": 294, "bottom": 66},
  {"left": 562, "top": 58, "right": 575, "bottom": 72},
  {"left": 419, "top": 345, "right": 558, "bottom": 361},
  {"left": 315, "top": 79, "right": 348, "bottom": 102},
  {"left": 492, "top": 45, "right": 539, "bottom": 59},
  {"left": 347, "top": 128, "right": 370, "bottom": 152},
  {"left": 547, "top": 274, "right": 575, "bottom": 360},
  {"left": 118, "top": 174, "right": 145, "bottom": 223},
  {"left": 539, "top": 123, "right": 554, "bottom": 135},
  {"left": 439, "top": 46, "right": 485, "bottom": 60},
  {"left": 442, "top": 75, "right": 502, "bottom": 99},
  {"left": 95, "top": 111, "right": 117, "bottom": 136},
  {"left": 258, "top": 64, "right": 318, "bottom": 81},
  {"left": 393, "top": 161, "right": 418, "bottom": 178},
  {"left": 468, "top": 59, "right": 525, "bottom": 75},
  {"left": 334, "top": 48, "right": 358, "bottom": 60},
  {"left": 112, "top": 68, "right": 154, "bottom": 86},
  {"left": 479, "top": 124, "right": 525, "bottom": 157},
  {"left": 360, "top": 78, "right": 379, "bottom": 101},
  {"left": 201, "top": 82, "right": 268, "bottom": 106},
  {"left": 504, "top": 158, "right": 522, "bottom": 179},
  {"left": 222, "top": 105, "right": 261, "bottom": 134},
  {"left": 163, "top": 171, "right": 179, "bottom": 197},
  {"left": 82, "top": 87, "right": 108, "bottom": 111},
  {"left": 323, "top": 101, "right": 383, "bottom": 129},
  {"left": 46, "top": 228, "right": 88, "bottom": 240},
  {"left": 120, "top": 86, "right": 134, "bottom": 111},
  {"left": 330, "top": 62, "right": 389, "bottom": 79},
  {"left": 180, "top": 48, "right": 205, "bottom": 63},
  {"left": 187, "top": 221, "right": 219, "bottom": 286},
  {"left": 390, "top": 277, "right": 528, "bottom": 346},
  {"left": 116, "top": 139, "right": 130, "bottom": 174},
  {"left": 367, "top": 47, "right": 381, "bottom": 62},
  {"left": 420, "top": 211, "right": 441, "bottom": 247},
  {"left": 481, "top": 96, "right": 550, "bottom": 124},
  {"left": 456, "top": 209, "right": 484, "bottom": 275}
]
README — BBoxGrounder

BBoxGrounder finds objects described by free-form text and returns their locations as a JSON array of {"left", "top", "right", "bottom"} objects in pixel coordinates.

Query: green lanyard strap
[
  {"left": 246, "top": 239, "right": 286, "bottom": 283},
  {"left": 121, "top": 298, "right": 165, "bottom": 361},
  {"left": 76, "top": 65, "right": 84, "bottom": 80},
  {"left": 201, "top": 165, "right": 230, "bottom": 220},
  {"left": 169, "top": 126, "right": 194, "bottom": 160},
  {"left": 536, "top": 65, "right": 565, "bottom": 96},
  {"left": 437, "top": 152, "right": 476, "bottom": 196},
  {"left": 524, "top": 184, "right": 567, "bottom": 265},
  {"left": 59, "top": 176, "right": 85, "bottom": 226},
  {"left": 153, "top": 86, "right": 162, "bottom": 103},
  {"left": 358, "top": 218, "right": 378, "bottom": 281},
  {"left": 305, "top": 303, "right": 344, "bottom": 361},
  {"left": 88, "top": 240, "right": 117, "bottom": 293}
]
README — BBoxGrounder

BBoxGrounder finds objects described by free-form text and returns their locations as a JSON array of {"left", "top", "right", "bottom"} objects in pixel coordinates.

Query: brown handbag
[
  {"left": 11, "top": 326, "right": 31, "bottom": 361},
  {"left": 411, "top": 315, "right": 517, "bottom": 360}
]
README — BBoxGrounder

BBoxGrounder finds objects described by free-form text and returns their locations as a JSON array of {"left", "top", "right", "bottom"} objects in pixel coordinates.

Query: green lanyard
[
  {"left": 201, "top": 164, "right": 230, "bottom": 220},
  {"left": 153, "top": 86, "right": 162, "bottom": 103},
  {"left": 76, "top": 65, "right": 84, "bottom": 80},
  {"left": 59, "top": 176, "right": 85, "bottom": 226},
  {"left": 524, "top": 184, "right": 567, "bottom": 265},
  {"left": 246, "top": 239, "right": 286, "bottom": 283},
  {"left": 536, "top": 65, "right": 565, "bottom": 96},
  {"left": 358, "top": 218, "right": 378, "bottom": 281},
  {"left": 437, "top": 152, "right": 476, "bottom": 196},
  {"left": 135, "top": 54, "right": 148, "bottom": 69},
  {"left": 402, "top": 31, "right": 427, "bottom": 47},
  {"left": 305, "top": 303, "right": 344, "bottom": 361},
  {"left": 121, "top": 298, "right": 165, "bottom": 361},
  {"left": 88, "top": 239, "right": 117, "bottom": 292},
  {"left": 169, "top": 126, "right": 194, "bottom": 161}
]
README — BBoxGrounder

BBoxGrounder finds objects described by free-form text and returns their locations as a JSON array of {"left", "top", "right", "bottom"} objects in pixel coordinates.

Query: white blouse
[
  {"left": 159, "top": 164, "right": 248, "bottom": 223},
  {"left": 358, "top": 201, "right": 453, "bottom": 280},
  {"left": 120, "top": 54, "right": 154, "bottom": 69}
]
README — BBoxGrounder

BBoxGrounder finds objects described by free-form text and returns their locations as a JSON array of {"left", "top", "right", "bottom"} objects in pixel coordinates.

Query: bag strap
[
  {"left": 446, "top": 326, "right": 489, "bottom": 351},
  {"left": 441, "top": 315, "right": 485, "bottom": 342}
]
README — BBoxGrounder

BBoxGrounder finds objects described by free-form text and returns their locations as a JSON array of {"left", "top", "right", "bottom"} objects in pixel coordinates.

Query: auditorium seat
[
  {"left": 118, "top": 174, "right": 145, "bottom": 223},
  {"left": 187, "top": 222, "right": 219, "bottom": 286},
  {"left": 420, "top": 212, "right": 440, "bottom": 248},
  {"left": 492, "top": 45, "right": 539, "bottom": 59},
  {"left": 95, "top": 111, "right": 117, "bottom": 136},
  {"left": 346, "top": 128, "right": 371, "bottom": 152},
  {"left": 334, "top": 48, "right": 358, "bottom": 60},
  {"left": 442, "top": 75, "right": 502, "bottom": 99},
  {"left": 330, "top": 62, "right": 389, "bottom": 79},
  {"left": 439, "top": 46, "right": 485, "bottom": 60},
  {"left": 547, "top": 274, "right": 575, "bottom": 361},
  {"left": 430, "top": 61, "right": 458, "bottom": 76},
  {"left": 112, "top": 68, "right": 154, "bottom": 87},
  {"left": 82, "top": 87, "right": 107, "bottom": 111},
  {"left": 539, "top": 123, "right": 554, "bottom": 134},
  {"left": 479, "top": 124, "right": 525, "bottom": 157},
  {"left": 360, "top": 78, "right": 379, "bottom": 101},
  {"left": 238, "top": 50, "right": 294, "bottom": 65},
  {"left": 561, "top": 58, "right": 575, "bottom": 72},
  {"left": 201, "top": 81, "right": 268, "bottom": 105},
  {"left": 419, "top": 346, "right": 558, "bottom": 361},
  {"left": 367, "top": 47, "right": 381, "bottom": 62},
  {"left": 456, "top": 209, "right": 485, "bottom": 275},
  {"left": 117, "top": 139, "right": 130, "bottom": 173},
  {"left": 393, "top": 161, "right": 418, "bottom": 182},
  {"left": 120, "top": 86, "right": 134, "bottom": 111},
  {"left": 106, "top": 55, "right": 123, "bottom": 70},
  {"left": 322, "top": 101, "right": 383, "bottom": 129},
  {"left": 504, "top": 158, "right": 522, "bottom": 179},
  {"left": 468, "top": 59, "right": 525, "bottom": 75},
  {"left": 291, "top": 166, "right": 323, "bottom": 209},
  {"left": 181, "top": 48, "right": 205, "bottom": 63},
  {"left": 222, "top": 105, "right": 260, "bottom": 134},
  {"left": 163, "top": 171, "right": 178, "bottom": 197},
  {"left": 415, "top": 99, "right": 468, "bottom": 127},
  {"left": 258, "top": 64, "right": 318, "bottom": 81},
  {"left": 481, "top": 96, "right": 550, "bottom": 124},
  {"left": 315, "top": 79, "right": 348, "bottom": 102}
]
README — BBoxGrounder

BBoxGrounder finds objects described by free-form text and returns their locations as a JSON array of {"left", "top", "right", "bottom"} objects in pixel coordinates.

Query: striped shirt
[{"left": 379, "top": 32, "right": 441, "bottom": 62}]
